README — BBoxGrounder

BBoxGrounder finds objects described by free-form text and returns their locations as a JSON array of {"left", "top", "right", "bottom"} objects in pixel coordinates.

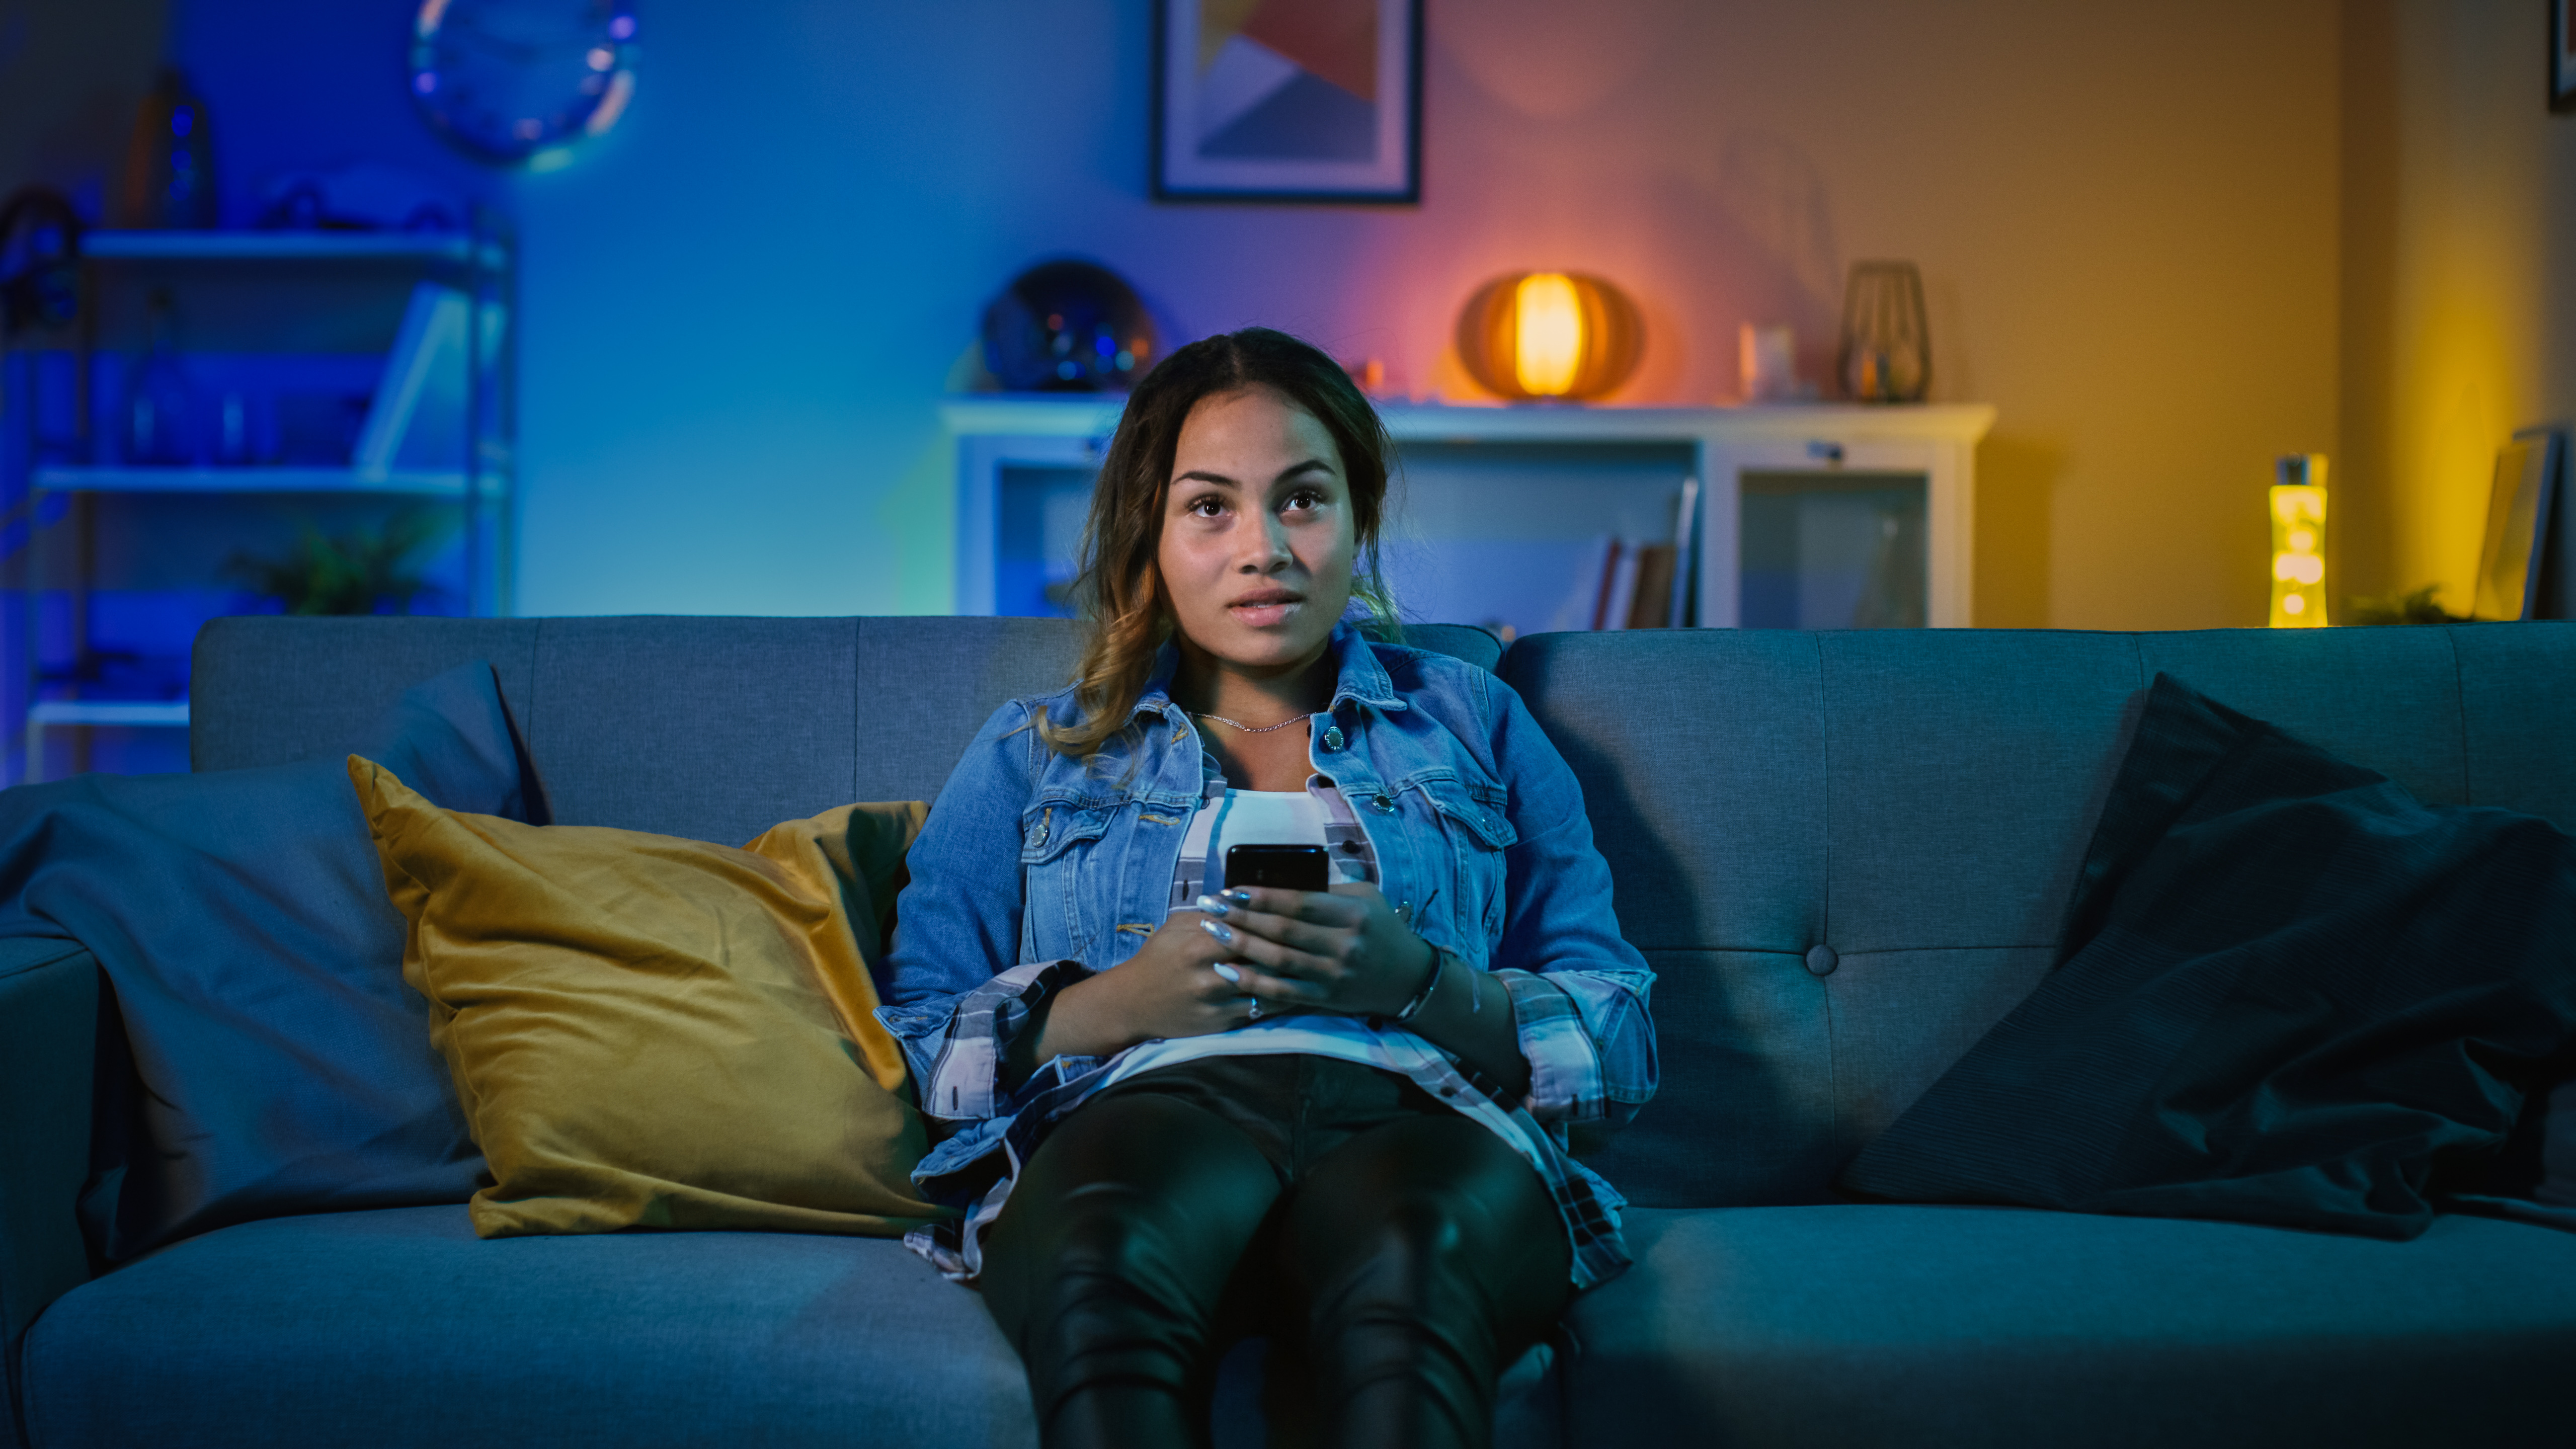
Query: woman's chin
[{"left": 1193, "top": 614, "right": 1337, "bottom": 672}]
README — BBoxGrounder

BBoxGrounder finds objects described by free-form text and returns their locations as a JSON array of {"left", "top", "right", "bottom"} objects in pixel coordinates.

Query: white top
[{"left": 1203, "top": 788, "right": 1329, "bottom": 876}]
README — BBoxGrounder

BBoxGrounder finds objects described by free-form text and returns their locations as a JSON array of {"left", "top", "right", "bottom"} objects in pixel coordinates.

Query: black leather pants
[{"left": 979, "top": 1054, "right": 1572, "bottom": 1449}]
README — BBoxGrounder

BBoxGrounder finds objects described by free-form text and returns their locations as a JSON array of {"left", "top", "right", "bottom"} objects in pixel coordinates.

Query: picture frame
[
  {"left": 2553, "top": 0, "right": 2576, "bottom": 113},
  {"left": 2471, "top": 427, "right": 2564, "bottom": 621},
  {"left": 1151, "top": 0, "right": 1423, "bottom": 205}
]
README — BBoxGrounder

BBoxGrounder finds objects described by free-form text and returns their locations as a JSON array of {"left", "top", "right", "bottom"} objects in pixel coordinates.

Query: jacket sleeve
[
  {"left": 873, "top": 699, "right": 1092, "bottom": 1123},
  {"left": 1478, "top": 674, "right": 1659, "bottom": 1138}
]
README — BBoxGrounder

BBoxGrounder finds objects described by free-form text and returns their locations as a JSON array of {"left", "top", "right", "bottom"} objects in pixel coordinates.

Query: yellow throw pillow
[{"left": 350, "top": 755, "right": 950, "bottom": 1239}]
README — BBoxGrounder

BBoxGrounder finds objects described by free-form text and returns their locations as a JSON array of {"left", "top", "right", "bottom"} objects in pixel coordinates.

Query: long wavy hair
[{"left": 1041, "top": 327, "right": 1400, "bottom": 758}]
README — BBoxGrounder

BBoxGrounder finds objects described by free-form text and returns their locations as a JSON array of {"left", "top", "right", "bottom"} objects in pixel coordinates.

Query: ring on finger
[{"left": 1246, "top": 998, "right": 1263, "bottom": 1021}]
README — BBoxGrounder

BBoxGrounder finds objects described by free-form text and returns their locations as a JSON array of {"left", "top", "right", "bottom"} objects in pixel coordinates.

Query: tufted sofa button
[{"left": 1805, "top": 944, "right": 1838, "bottom": 977}]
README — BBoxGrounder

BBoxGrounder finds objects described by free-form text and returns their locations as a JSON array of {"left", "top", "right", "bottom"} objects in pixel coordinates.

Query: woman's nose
[{"left": 1237, "top": 513, "right": 1293, "bottom": 571}]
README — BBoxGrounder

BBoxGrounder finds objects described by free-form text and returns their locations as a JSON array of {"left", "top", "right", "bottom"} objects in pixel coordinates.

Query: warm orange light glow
[
  {"left": 2269, "top": 454, "right": 2328, "bottom": 628},
  {"left": 1455, "top": 271, "right": 1644, "bottom": 403},
  {"left": 1513, "top": 273, "right": 1584, "bottom": 397}
]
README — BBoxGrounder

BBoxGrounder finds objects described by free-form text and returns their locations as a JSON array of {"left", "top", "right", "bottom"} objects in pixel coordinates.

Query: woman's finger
[
  {"left": 1206, "top": 903, "right": 1344, "bottom": 957},
  {"left": 1221, "top": 886, "right": 1364, "bottom": 927},
  {"left": 1231, "top": 966, "right": 1332, "bottom": 1007},
  {"left": 1200, "top": 919, "right": 1338, "bottom": 982}
]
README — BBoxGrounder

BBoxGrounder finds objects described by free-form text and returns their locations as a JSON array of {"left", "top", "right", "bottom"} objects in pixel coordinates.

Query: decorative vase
[
  {"left": 120, "top": 68, "right": 219, "bottom": 230},
  {"left": 981, "top": 260, "right": 1158, "bottom": 392},
  {"left": 1836, "top": 261, "right": 1930, "bottom": 404},
  {"left": 125, "top": 289, "right": 201, "bottom": 466}
]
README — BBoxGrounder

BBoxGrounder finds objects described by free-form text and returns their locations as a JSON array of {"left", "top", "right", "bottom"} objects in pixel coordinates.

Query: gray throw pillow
[{"left": 0, "top": 661, "right": 543, "bottom": 1258}]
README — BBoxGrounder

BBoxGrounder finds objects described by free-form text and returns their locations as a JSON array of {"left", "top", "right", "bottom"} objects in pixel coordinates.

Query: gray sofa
[{"left": 5, "top": 614, "right": 2573, "bottom": 1447}]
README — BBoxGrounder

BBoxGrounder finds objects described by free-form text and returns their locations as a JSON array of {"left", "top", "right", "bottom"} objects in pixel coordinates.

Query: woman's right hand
[{"left": 1031, "top": 910, "right": 1260, "bottom": 1062}]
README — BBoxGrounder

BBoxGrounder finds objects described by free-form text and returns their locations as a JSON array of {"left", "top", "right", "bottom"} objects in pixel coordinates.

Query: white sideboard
[{"left": 938, "top": 397, "right": 1995, "bottom": 630}]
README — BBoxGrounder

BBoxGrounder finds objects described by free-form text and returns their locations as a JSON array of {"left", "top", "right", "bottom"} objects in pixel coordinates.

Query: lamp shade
[{"left": 1455, "top": 272, "right": 1643, "bottom": 402}]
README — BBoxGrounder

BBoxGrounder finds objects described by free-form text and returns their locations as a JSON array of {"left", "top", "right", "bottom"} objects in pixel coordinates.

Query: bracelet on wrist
[{"left": 1392, "top": 942, "right": 1447, "bottom": 1023}]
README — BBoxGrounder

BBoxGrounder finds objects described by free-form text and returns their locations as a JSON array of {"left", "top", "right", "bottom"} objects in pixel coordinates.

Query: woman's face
[{"left": 1158, "top": 384, "right": 1357, "bottom": 676}]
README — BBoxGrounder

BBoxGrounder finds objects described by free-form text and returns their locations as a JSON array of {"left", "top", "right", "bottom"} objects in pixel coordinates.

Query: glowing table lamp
[
  {"left": 2269, "top": 453, "right": 2329, "bottom": 628},
  {"left": 1455, "top": 272, "right": 1643, "bottom": 402}
]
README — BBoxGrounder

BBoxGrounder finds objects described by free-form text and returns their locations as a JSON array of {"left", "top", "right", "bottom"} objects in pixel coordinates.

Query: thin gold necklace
[{"left": 1194, "top": 710, "right": 1311, "bottom": 735}]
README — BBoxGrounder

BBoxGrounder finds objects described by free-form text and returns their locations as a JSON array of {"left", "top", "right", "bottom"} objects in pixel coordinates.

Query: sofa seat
[
  {"left": 22, "top": 1204, "right": 1559, "bottom": 1448},
  {"left": 1565, "top": 1204, "right": 2576, "bottom": 1447},
  {"left": 23, "top": 1206, "right": 1035, "bottom": 1448}
]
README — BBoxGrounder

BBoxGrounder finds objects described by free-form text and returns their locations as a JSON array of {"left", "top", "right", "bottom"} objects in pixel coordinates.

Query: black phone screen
[{"left": 1224, "top": 843, "right": 1330, "bottom": 892}]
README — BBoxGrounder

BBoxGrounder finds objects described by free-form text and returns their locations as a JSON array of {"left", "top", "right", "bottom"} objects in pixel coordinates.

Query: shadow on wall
[{"left": 1974, "top": 434, "right": 2063, "bottom": 628}]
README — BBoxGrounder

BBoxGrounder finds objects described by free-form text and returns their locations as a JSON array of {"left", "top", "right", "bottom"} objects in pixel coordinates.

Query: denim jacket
[{"left": 876, "top": 623, "right": 1659, "bottom": 1286}]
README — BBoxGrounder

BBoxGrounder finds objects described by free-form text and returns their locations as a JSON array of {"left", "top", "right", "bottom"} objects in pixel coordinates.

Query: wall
[
  {"left": 2340, "top": 0, "right": 2576, "bottom": 614},
  {"left": 0, "top": 0, "right": 167, "bottom": 218},
  {"left": 150, "top": 1, "right": 2342, "bottom": 627}
]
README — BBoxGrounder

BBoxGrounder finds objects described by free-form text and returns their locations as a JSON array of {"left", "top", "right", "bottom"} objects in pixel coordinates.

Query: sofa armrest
[{"left": 0, "top": 939, "right": 100, "bottom": 1449}]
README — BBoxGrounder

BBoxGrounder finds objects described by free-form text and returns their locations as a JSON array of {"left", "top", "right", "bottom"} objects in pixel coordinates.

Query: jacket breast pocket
[
  {"left": 1019, "top": 803, "right": 1111, "bottom": 964},
  {"left": 1421, "top": 781, "right": 1517, "bottom": 967}
]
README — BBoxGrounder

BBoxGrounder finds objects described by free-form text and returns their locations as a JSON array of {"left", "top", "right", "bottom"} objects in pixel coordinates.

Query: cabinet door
[{"left": 1700, "top": 433, "right": 1970, "bottom": 628}]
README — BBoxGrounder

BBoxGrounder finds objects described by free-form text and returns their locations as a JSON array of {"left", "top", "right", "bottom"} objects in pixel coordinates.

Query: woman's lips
[{"left": 1228, "top": 593, "right": 1302, "bottom": 627}]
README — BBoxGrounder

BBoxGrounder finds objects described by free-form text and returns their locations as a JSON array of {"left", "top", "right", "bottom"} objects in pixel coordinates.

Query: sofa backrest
[
  {"left": 1500, "top": 622, "right": 2576, "bottom": 1209},
  {"left": 190, "top": 616, "right": 1502, "bottom": 846},
  {"left": 195, "top": 615, "right": 2576, "bottom": 1211}
]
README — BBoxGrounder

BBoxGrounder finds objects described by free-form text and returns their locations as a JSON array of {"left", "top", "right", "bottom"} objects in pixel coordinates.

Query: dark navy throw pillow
[
  {"left": 0, "top": 661, "right": 544, "bottom": 1258},
  {"left": 1839, "top": 672, "right": 2576, "bottom": 1239}
]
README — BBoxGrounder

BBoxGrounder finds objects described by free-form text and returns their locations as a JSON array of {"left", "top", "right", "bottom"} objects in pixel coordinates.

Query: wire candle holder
[{"left": 1837, "top": 261, "right": 1930, "bottom": 404}]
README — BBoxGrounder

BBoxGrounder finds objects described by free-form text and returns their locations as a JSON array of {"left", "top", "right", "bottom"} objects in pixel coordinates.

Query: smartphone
[{"left": 1224, "top": 843, "right": 1330, "bottom": 892}]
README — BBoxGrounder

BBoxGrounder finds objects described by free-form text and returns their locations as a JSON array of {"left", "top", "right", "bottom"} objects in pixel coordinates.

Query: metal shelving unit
[{"left": 0, "top": 216, "right": 515, "bottom": 783}]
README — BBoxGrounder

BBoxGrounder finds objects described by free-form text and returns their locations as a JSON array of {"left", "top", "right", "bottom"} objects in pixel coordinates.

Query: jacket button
[
  {"left": 1322, "top": 726, "right": 1345, "bottom": 751},
  {"left": 1372, "top": 793, "right": 1395, "bottom": 813},
  {"left": 1805, "top": 944, "right": 1837, "bottom": 977}
]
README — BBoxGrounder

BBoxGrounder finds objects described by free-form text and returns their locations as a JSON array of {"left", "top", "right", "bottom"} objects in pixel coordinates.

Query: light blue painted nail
[
  {"left": 1195, "top": 894, "right": 1230, "bottom": 917},
  {"left": 1210, "top": 962, "right": 1243, "bottom": 984},
  {"left": 1221, "top": 888, "right": 1252, "bottom": 905},
  {"left": 1200, "top": 919, "right": 1234, "bottom": 945}
]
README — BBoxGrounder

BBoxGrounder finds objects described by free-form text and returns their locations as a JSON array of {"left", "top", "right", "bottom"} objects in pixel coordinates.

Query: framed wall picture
[
  {"left": 2472, "top": 427, "right": 2564, "bottom": 621},
  {"left": 2554, "top": 0, "right": 2576, "bottom": 113},
  {"left": 1152, "top": 0, "right": 1422, "bottom": 204}
]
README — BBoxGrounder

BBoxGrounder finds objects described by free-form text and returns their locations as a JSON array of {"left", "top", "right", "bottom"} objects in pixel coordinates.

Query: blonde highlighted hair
[{"left": 1041, "top": 328, "right": 1400, "bottom": 757}]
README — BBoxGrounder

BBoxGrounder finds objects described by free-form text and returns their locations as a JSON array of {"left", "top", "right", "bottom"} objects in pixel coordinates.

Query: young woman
[{"left": 878, "top": 328, "right": 1656, "bottom": 1449}]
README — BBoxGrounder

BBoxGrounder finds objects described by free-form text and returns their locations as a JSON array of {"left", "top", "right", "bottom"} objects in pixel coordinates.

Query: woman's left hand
[{"left": 1196, "top": 882, "right": 1435, "bottom": 1018}]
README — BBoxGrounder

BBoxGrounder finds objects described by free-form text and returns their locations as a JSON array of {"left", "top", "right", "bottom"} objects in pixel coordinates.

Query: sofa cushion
[
  {"left": 21, "top": 1204, "right": 1555, "bottom": 1449},
  {"left": 21, "top": 1205, "right": 1036, "bottom": 1449},
  {"left": 353, "top": 759, "right": 944, "bottom": 1238},
  {"left": 1564, "top": 1204, "right": 2576, "bottom": 1449},
  {"left": 0, "top": 661, "right": 537, "bottom": 1259}
]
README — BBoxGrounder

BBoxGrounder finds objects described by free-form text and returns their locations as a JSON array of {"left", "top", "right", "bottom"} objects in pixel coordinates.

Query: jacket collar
[{"left": 1130, "top": 620, "right": 1404, "bottom": 724}]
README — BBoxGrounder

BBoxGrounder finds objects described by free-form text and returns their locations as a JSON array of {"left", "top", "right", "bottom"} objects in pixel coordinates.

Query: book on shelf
[
  {"left": 1627, "top": 543, "right": 1677, "bottom": 629},
  {"left": 1584, "top": 539, "right": 1680, "bottom": 630},
  {"left": 352, "top": 282, "right": 507, "bottom": 480}
]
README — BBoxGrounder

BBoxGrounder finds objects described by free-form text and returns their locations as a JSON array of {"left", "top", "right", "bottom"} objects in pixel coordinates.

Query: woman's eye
[
  {"left": 1185, "top": 495, "right": 1227, "bottom": 517},
  {"left": 1281, "top": 490, "right": 1325, "bottom": 513}
]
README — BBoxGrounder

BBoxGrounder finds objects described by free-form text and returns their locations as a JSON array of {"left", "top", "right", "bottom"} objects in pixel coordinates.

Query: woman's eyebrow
[{"left": 1171, "top": 458, "right": 1333, "bottom": 488}]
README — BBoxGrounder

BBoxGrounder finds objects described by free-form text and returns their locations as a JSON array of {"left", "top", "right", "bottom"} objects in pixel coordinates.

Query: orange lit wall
[
  {"left": 1409, "top": 3, "right": 2343, "bottom": 629},
  {"left": 2339, "top": 0, "right": 2576, "bottom": 614}
]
